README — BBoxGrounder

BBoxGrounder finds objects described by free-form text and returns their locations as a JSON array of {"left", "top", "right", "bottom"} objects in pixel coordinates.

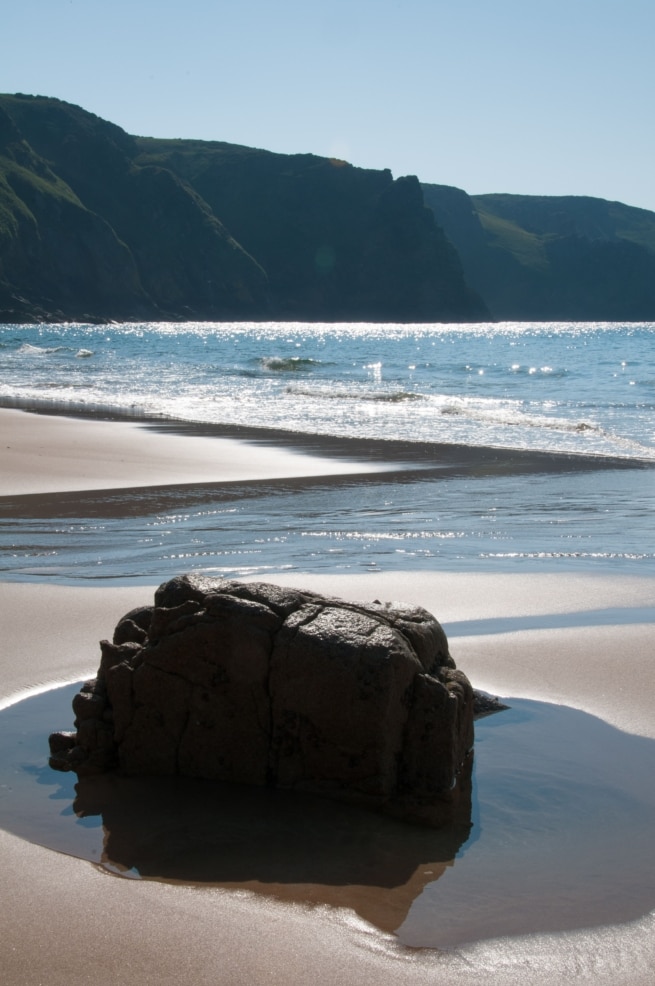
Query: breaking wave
[{"left": 259, "top": 356, "right": 323, "bottom": 372}]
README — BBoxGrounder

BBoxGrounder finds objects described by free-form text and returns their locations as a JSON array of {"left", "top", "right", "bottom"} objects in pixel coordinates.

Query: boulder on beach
[{"left": 49, "top": 575, "right": 475, "bottom": 825}]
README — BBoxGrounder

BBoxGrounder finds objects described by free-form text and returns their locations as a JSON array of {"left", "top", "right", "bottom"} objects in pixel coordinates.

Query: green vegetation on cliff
[
  {"left": 0, "top": 94, "right": 485, "bottom": 323},
  {"left": 422, "top": 184, "right": 655, "bottom": 321},
  {"left": 0, "top": 95, "right": 267, "bottom": 322}
]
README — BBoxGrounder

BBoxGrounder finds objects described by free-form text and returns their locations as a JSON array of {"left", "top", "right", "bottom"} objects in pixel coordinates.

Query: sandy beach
[
  {"left": 1, "top": 408, "right": 653, "bottom": 985},
  {"left": 0, "top": 407, "right": 392, "bottom": 496}
]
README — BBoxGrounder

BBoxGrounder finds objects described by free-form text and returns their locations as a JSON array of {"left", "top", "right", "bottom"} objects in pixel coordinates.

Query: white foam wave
[
  {"left": 285, "top": 384, "right": 423, "bottom": 403},
  {"left": 259, "top": 356, "right": 321, "bottom": 371},
  {"left": 17, "top": 342, "right": 65, "bottom": 355},
  {"left": 436, "top": 395, "right": 600, "bottom": 435}
]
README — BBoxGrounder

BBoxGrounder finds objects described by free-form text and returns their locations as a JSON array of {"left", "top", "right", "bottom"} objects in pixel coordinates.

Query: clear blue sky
[{"left": 4, "top": 0, "right": 655, "bottom": 211}]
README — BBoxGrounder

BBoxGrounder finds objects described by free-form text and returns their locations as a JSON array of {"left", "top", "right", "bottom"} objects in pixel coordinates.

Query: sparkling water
[
  {"left": 1, "top": 320, "right": 654, "bottom": 457},
  {"left": 1, "top": 321, "right": 654, "bottom": 582}
]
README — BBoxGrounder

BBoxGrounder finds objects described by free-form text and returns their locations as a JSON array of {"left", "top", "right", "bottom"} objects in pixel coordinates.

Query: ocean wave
[
  {"left": 17, "top": 343, "right": 66, "bottom": 356},
  {"left": 436, "top": 397, "right": 600, "bottom": 435},
  {"left": 286, "top": 385, "right": 601, "bottom": 431},
  {"left": 259, "top": 356, "right": 322, "bottom": 372},
  {"left": 285, "top": 385, "right": 423, "bottom": 403},
  {"left": 508, "top": 362, "right": 568, "bottom": 377},
  {"left": 14, "top": 341, "right": 93, "bottom": 358}
]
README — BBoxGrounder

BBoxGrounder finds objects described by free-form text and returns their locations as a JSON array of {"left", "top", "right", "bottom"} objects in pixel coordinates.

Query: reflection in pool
[{"left": 1, "top": 683, "right": 654, "bottom": 948}]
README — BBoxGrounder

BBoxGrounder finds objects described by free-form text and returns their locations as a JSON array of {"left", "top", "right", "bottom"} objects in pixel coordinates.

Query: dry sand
[
  {"left": 0, "top": 407, "right": 383, "bottom": 495},
  {"left": 0, "top": 408, "right": 653, "bottom": 985}
]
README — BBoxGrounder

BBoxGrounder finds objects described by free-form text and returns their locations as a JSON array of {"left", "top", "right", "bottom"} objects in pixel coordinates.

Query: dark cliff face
[
  {"left": 136, "top": 139, "right": 487, "bottom": 322},
  {"left": 0, "top": 95, "right": 268, "bottom": 322},
  {"left": 422, "top": 184, "right": 655, "bottom": 321},
  {"left": 0, "top": 102, "right": 149, "bottom": 322},
  {"left": 9, "top": 93, "right": 652, "bottom": 325},
  {"left": 0, "top": 94, "right": 485, "bottom": 324}
]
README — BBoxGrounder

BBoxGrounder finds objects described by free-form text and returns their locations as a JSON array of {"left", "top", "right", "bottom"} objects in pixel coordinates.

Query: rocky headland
[{"left": 4, "top": 93, "right": 655, "bottom": 325}]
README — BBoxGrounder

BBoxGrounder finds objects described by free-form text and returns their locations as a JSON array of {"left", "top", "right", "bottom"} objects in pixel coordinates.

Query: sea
[{"left": 1, "top": 319, "right": 654, "bottom": 584}]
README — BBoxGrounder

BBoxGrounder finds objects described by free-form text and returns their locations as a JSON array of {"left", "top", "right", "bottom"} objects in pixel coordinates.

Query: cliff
[
  {"left": 5, "top": 92, "right": 650, "bottom": 325},
  {"left": 422, "top": 184, "right": 655, "bottom": 321},
  {"left": 0, "top": 94, "right": 485, "bottom": 323}
]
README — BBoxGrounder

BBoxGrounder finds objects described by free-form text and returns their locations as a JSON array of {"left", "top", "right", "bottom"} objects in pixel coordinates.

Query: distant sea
[{"left": 1, "top": 320, "right": 654, "bottom": 583}]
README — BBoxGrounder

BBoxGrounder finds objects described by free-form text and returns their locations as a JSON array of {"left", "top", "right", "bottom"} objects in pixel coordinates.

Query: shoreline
[
  {"left": 0, "top": 406, "right": 654, "bottom": 984},
  {"left": 3, "top": 402, "right": 654, "bottom": 491}
]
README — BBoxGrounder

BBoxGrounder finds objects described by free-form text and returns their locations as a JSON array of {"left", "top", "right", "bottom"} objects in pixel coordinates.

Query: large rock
[{"left": 49, "top": 575, "right": 475, "bottom": 825}]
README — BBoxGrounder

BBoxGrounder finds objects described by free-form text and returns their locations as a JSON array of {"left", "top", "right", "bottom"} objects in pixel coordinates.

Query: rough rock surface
[{"left": 49, "top": 575, "right": 475, "bottom": 824}]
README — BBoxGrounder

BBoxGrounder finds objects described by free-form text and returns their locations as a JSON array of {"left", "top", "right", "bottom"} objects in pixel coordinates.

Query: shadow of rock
[{"left": 73, "top": 764, "right": 473, "bottom": 932}]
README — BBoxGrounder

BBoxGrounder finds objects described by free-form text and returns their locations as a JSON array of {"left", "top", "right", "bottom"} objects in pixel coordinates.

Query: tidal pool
[{"left": 1, "top": 683, "right": 654, "bottom": 948}]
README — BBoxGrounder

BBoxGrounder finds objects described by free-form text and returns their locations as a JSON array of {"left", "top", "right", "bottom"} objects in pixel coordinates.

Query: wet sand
[{"left": 0, "top": 408, "right": 654, "bottom": 985}]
